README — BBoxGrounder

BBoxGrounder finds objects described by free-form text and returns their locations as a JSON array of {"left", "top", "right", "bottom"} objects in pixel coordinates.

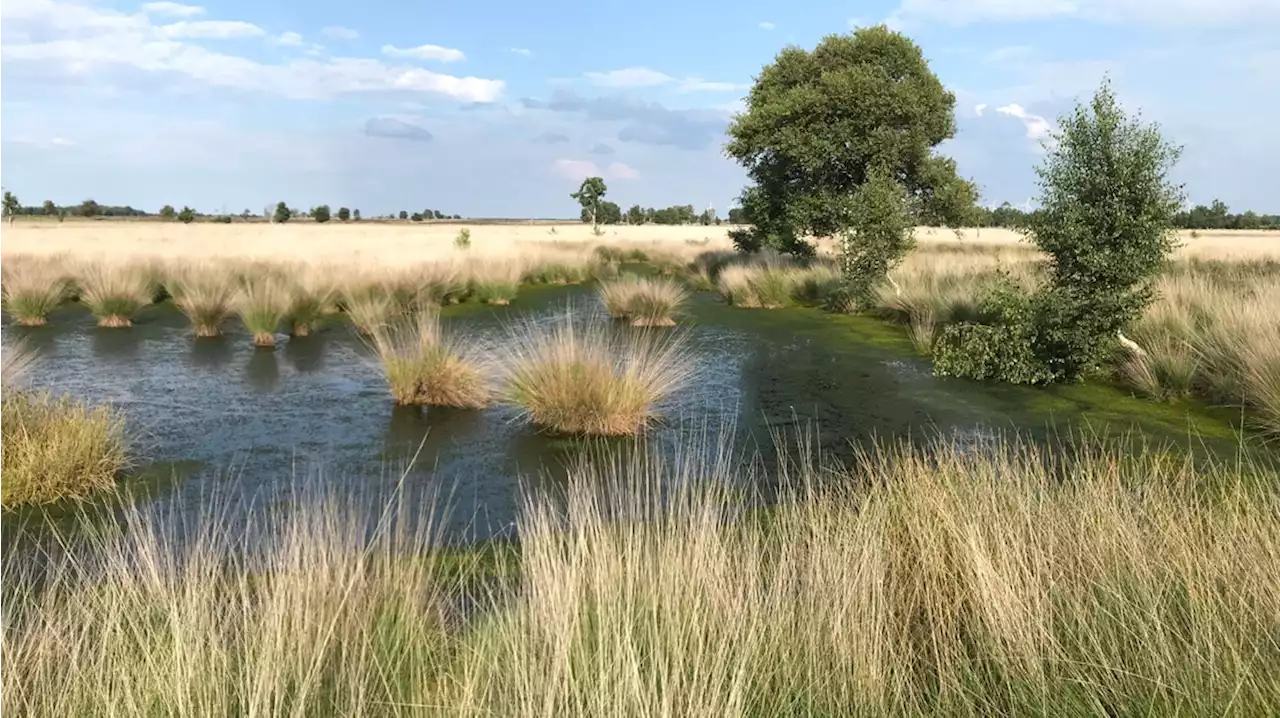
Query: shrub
[
  {"left": 371, "top": 312, "right": 488, "bottom": 408},
  {"left": 455, "top": 228, "right": 472, "bottom": 250},
  {"left": 1, "top": 261, "right": 67, "bottom": 326},
  {"left": 933, "top": 278, "right": 1055, "bottom": 384},
  {"left": 78, "top": 264, "right": 152, "bottom": 327},
  {"left": 1, "top": 390, "right": 129, "bottom": 507},
  {"left": 499, "top": 312, "right": 692, "bottom": 435},
  {"left": 235, "top": 280, "right": 289, "bottom": 348},
  {"left": 171, "top": 270, "right": 236, "bottom": 337}
]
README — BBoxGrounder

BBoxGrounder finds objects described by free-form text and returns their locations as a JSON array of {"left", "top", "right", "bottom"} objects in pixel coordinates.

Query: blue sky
[{"left": 2, "top": 0, "right": 1278, "bottom": 217}]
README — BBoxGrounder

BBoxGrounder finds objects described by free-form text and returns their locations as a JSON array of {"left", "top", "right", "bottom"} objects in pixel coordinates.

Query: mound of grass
[
  {"left": 598, "top": 276, "right": 645, "bottom": 320},
  {"left": 628, "top": 278, "right": 687, "bottom": 327},
  {"left": 1, "top": 389, "right": 129, "bottom": 508},
  {"left": 499, "top": 312, "right": 692, "bottom": 435},
  {"left": 371, "top": 312, "right": 489, "bottom": 408},
  {"left": 470, "top": 262, "right": 522, "bottom": 306},
  {"left": 343, "top": 286, "right": 396, "bottom": 335},
  {"left": 1, "top": 261, "right": 68, "bottom": 326},
  {"left": 234, "top": 280, "right": 289, "bottom": 348},
  {"left": 78, "top": 264, "right": 152, "bottom": 327},
  {"left": 286, "top": 276, "right": 336, "bottom": 337},
  {"left": 171, "top": 270, "right": 236, "bottom": 337}
]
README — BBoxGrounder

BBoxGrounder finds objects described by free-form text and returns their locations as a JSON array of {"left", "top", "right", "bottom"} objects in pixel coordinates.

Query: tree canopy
[
  {"left": 725, "top": 26, "right": 976, "bottom": 256},
  {"left": 570, "top": 177, "right": 608, "bottom": 228}
]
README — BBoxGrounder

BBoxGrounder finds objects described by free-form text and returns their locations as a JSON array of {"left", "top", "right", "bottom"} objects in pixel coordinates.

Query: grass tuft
[
  {"left": 285, "top": 272, "right": 336, "bottom": 337},
  {"left": 470, "top": 261, "right": 522, "bottom": 305},
  {"left": 171, "top": 268, "right": 236, "bottom": 337},
  {"left": 370, "top": 311, "right": 489, "bottom": 408},
  {"left": 1, "top": 260, "right": 68, "bottom": 326},
  {"left": 234, "top": 279, "right": 289, "bottom": 348},
  {"left": 499, "top": 310, "right": 693, "bottom": 435},
  {"left": 343, "top": 285, "right": 396, "bottom": 335},
  {"left": 77, "top": 264, "right": 152, "bottom": 327}
]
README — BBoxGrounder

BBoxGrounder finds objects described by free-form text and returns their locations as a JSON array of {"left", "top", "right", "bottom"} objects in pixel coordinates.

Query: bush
[
  {"left": 312, "top": 205, "right": 331, "bottom": 223},
  {"left": 1, "top": 391, "right": 129, "bottom": 507},
  {"left": 177, "top": 206, "right": 196, "bottom": 224},
  {"left": 455, "top": 228, "right": 472, "bottom": 250},
  {"left": 932, "top": 277, "right": 1054, "bottom": 385}
]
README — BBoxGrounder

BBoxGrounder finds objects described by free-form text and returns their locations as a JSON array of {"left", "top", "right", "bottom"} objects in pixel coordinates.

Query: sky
[{"left": 2, "top": 0, "right": 1278, "bottom": 218}]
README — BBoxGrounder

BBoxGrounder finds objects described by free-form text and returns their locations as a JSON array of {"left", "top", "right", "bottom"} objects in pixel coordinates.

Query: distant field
[{"left": 1, "top": 220, "right": 1276, "bottom": 264}]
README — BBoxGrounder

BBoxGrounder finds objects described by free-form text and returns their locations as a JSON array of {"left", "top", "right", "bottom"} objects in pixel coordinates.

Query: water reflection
[
  {"left": 245, "top": 348, "right": 280, "bottom": 392},
  {"left": 188, "top": 336, "right": 234, "bottom": 371},
  {"left": 91, "top": 326, "right": 142, "bottom": 362},
  {"left": 283, "top": 333, "right": 327, "bottom": 373}
]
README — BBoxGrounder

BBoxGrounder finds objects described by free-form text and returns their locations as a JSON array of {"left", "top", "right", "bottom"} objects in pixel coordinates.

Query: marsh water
[{"left": 3, "top": 283, "right": 1246, "bottom": 544}]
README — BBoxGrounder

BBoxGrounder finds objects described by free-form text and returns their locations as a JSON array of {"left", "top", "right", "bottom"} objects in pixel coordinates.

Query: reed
[
  {"left": 285, "top": 272, "right": 336, "bottom": 337},
  {"left": 342, "top": 285, "right": 396, "bottom": 335},
  {"left": 627, "top": 277, "right": 688, "bottom": 326}
]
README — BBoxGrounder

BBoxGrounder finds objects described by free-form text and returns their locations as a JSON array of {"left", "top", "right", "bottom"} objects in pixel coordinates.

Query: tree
[
  {"left": 177, "top": 206, "right": 196, "bottom": 224},
  {"left": 399, "top": 210, "right": 409, "bottom": 220},
  {"left": 77, "top": 199, "right": 101, "bottom": 217},
  {"left": 935, "top": 80, "right": 1183, "bottom": 384},
  {"left": 312, "top": 205, "right": 331, "bottom": 223},
  {"left": 42, "top": 200, "right": 57, "bottom": 216},
  {"left": 570, "top": 176, "right": 608, "bottom": 229},
  {"left": 337, "top": 207, "right": 350, "bottom": 221},
  {"left": 725, "top": 26, "right": 976, "bottom": 300},
  {"left": 160, "top": 204, "right": 177, "bottom": 220},
  {"left": 433, "top": 210, "right": 445, "bottom": 220},
  {"left": 353, "top": 209, "right": 361, "bottom": 221},
  {"left": 727, "top": 206, "right": 747, "bottom": 224},
  {"left": 273, "top": 201, "right": 292, "bottom": 223},
  {"left": 411, "top": 212, "right": 424, "bottom": 221},
  {"left": 3, "top": 192, "right": 20, "bottom": 224}
]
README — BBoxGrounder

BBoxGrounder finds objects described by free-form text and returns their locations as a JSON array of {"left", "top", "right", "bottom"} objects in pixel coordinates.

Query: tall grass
[
  {"left": 234, "top": 279, "right": 289, "bottom": 348},
  {"left": 343, "top": 284, "right": 396, "bottom": 335},
  {"left": 77, "top": 264, "right": 152, "bottom": 327},
  {"left": 285, "top": 271, "right": 336, "bottom": 337},
  {"left": 499, "top": 311, "right": 693, "bottom": 435},
  {"left": 470, "top": 261, "right": 522, "bottom": 305},
  {"left": 1, "top": 259, "right": 68, "bottom": 326},
  {"left": 3, "top": 435, "right": 1277, "bottom": 715},
  {"left": 599, "top": 276, "right": 688, "bottom": 326},
  {"left": 370, "top": 311, "right": 489, "bottom": 408},
  {"left": 170, "top": 268, "right": 236, "bottom": 337}
]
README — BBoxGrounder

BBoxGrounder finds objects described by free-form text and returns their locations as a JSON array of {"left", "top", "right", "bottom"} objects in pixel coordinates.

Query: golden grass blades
[
  {"left": 370, "top": 310, "right": 490, "bottom": 408},
  {"left": 77, "top": 263, "right": 152, "bottom": 328}
]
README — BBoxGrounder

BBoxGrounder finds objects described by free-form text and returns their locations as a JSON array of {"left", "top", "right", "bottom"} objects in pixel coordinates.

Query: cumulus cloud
[
  {"left": 550, "top": 158, "right": 639, "bottom": 181},
  {"left": 679, "top": 79, "right": 748, "bottom": 92},
  {"left": 364, "top": 116, "right": 434, "bottom": 142},
  {"left": 158, "top": 20, "right": 265, "bottom": 39},
  {"left": 1, "top": 0, "right": 504, "bottom": 102},
  {"left": 975, "top": 103, "right": 988, "bottom": 116},
  {"left": 509, "top": 47, "right": 534, "bottom": 57},
  {"left": 275, "top": 31, "right": 304, "bottom": 46},
  {"left": 321, "top": 26, "right": 359, "bottom": 40},
  {"left": 585, "top": 67, "right": 675, "bottom": 87},
  {"left": 381, "top": 44, "right": 466, "bottom": 63},
  {"left": 588, "top": 142, "right": 615, "bottom": 155},
  {"left": 758, "top": 21, "right": 775, "bottom": 30},
  {"left": 996, "top": 103, "right": 1053, "bottom": 141},
  {"left": 522, "top": 90, "right": 730, "bottom": 150},
  {"left": 141, "top": 2, "right": 204, "bottom": 16}
]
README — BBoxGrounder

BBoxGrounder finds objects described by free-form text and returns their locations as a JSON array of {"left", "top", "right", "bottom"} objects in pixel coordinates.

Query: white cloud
[
  {"left": 585, "top": 67, "right": 675, "bottom": 87},
  {"left": 321, "top": 26, "right": 359, "bottom": 40},
  {"left": 551, "top": 158, "right": 600, "bottom": 180},
  {"left": 679, "top": 79, "right": 748, "bottom": 92},
  {"left": 2, "top": 0, "right": 504, "bottom": 102},
  {"left": 158, "top": 20, "right": 265, "bottom": 39},
  {"left": 273, "top": 31, "right": 303, "bottom": 46},
  {"left": 984, "top": 45, "right": 1034, "bottom": 63},
  {"left": 758, "top": 21, "right": 775, "bottom": 30},
  {"left": 975, "top": 103, "right": 988, "bottom": 116},
  {"left": 996, "top": 103, "right": 1053, "bottom": 141},
  {"left": 606, "top": 162, "right": 640, "bottom": 180},
  {"left": 509, "top": 47, "right": 534, "bottom": 57},
  {"left": 141, "top": 2, "right": 204, "bottom": 17},
  {"left": 381, "top": 44, "right": 466, "bottom": 63},
  {"left": 550, "top": 158, "right": 640, "bottom": 181},
  {"left": 888, "top": 0, "right": 1280, "bottom": 26}
]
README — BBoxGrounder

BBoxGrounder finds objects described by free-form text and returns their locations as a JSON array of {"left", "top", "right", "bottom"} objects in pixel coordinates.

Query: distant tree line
[
  {"left": 566, "top": 179, "right": 720, "bottom": 227},
  {"left": 965, "top": 200, "right": 1279, "bottom": 231}
]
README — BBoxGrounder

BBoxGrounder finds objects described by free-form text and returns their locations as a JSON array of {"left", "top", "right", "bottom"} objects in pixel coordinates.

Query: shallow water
[{"left": 3, "top": 284, "right": 1247, "bottom": 543}]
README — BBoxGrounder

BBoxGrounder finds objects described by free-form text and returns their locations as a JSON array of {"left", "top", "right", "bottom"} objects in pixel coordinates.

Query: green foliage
[
  {"left": 337, "top": 206, "right": 351, "bottom": 221},
  {"left": 77, "top": 198, "right": 101, "bottom": 217},
  {"left": 4, "top": 191, "right": 21, "bottom": 217},
  {"left": 41, "top": 200, "right": 57, "bottom": 216},
  {"left": 934, "top": 81, "right": 1183, "bottom": 385},
  {"left": 160, "top": 204, "right": 176, "bottom": 220},
  {"left": 1025, "top": 79, "right": 1183, "bottom": 381},
  {"left": 839, "top": 169, "right": 916, "bottom": 309},
  {"left": 177, "top": 206, "right": 196, "bottom": 224},
  {"left": 312, "top": 205, "right": 331, "bottom": 223},
  {"left": 352, "top": 208, "right": 361, "bottom": 221},
  {"left": 725, "top": 26, "right": 976, "bottom": 258},
  {"left": 455, "top": 228, "right": 472, "bottom": 249},
  {"left": 933, "top": 278, "right": 1054, "bottom": 385},
  {"left": 570, "top": 176, "right": 607, "bottom": 227},
  {"left": 273, "top": 201, "right": 291, "bottom": 224},
  {"left": 399, "top": 210, "right": 409, "bottom": 220}
]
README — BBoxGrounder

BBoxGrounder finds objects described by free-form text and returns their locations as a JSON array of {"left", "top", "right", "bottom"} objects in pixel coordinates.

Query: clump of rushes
[
  {"left": 1, "top": 261, "right": 68, "bottom": 326},
  {"left": 1, "top": 344, "right": 129, "bottom": 508},
  {"left": 599, "top": 276, "right": 645, "bottom": 321},
  {"left": 415, "top": 262, "right": 468, "bottom": 306},
  {"left": 171, "top": 269, "right": 236, "bottom": 337},
  {"left": 629, "top": 278, "right": 688, "bottom": 327},
  {"left": 78, "top": 264, "right": 153, "bottom": 327},
  {"left": 286, "top": 274, "right": 336, "bottom": 337},
  {"left": 371, "top": 311, "right": 489, "bottom": 408},
  {"left": 500, "top": 311, "right": 693, "bottom": 435},
  {"left": 717, "top": 265, "right": 759, "bottom": 308},
  {"left": 343, "top": 285, "right": 396, "bottom": 335},
  {"left": 470, "top": 261, "right": 522, "bottom": 306},
  {"left": 748, "top": 267, "right": 795, "bottom": 309},
  {"left": 235, "top": 280, "right": 289, "bottom": 348}
]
